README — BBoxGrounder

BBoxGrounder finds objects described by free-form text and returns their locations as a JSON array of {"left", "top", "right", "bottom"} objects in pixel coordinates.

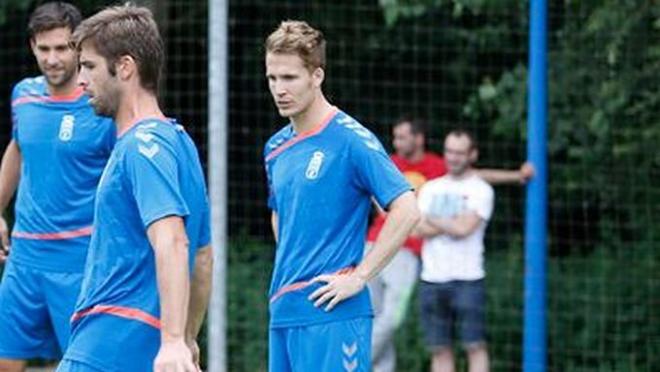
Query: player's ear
[
  {"left": 116, "top": 55, "right": 135, "bottom": 81},
  {"left": 29, "top": 38, "right": 37, "bottom": 55},
  {"left": 312, "top": 67, "right": 324, "bottom": 87}
]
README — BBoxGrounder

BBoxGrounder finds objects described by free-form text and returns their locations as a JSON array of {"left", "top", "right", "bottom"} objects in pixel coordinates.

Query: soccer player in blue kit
[
  {"left": 56, "top": 5, "right": 212, "bottom": 372},
  {"left": 263, "top": 21, "right": 421, "bottom": 372},
  {"left": 0, "top": 3, "right": 115, "bottom": 371}
]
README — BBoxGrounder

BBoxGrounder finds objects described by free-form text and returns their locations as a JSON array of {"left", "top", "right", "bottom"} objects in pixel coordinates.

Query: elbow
[
  {"left": 196, "top": 246, "right": 214, "bottom": 274},
  {"left": 449, "top": 225, "right": 477, "bottom": 239}
]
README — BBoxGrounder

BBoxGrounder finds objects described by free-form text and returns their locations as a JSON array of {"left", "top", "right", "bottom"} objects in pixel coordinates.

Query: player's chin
[{"left": 277, "top": 106, "right": 297, "bottom": 118}]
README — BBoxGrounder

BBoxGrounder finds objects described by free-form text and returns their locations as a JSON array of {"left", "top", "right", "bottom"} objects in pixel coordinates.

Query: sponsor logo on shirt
[
  {"left": 305, "top": 151, "right": 325, "bottom": 180},
  {"left": 59, "top": 114, "right": 75, "bottom": 141}
]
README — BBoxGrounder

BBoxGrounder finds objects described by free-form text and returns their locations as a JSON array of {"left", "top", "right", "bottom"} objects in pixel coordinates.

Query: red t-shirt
[{"left": 366, "top": 152, "right": 447, "bottom": 256}]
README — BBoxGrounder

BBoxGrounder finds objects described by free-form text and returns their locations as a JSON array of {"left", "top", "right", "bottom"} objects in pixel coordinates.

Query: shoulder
[
  {"left": 420, "top": 176, "right": 447, "bottom": 193},
  {"left": 263, "top": 123, "right": 294, "bottom": 159},
  {"left": 331, "top": 111, "right": 384, "bottom": 152},
  {"left": 122, "top": 119, "right": 181, "bottom": 155},
  {"left": 11, "top": 76, "right": 47, "bottom": 101},
  {"left": 469, "top": 175, "right": 494, "bottom": 196},
  {"left": 424, "top": 152, "right": 445, "bottom": 165}
]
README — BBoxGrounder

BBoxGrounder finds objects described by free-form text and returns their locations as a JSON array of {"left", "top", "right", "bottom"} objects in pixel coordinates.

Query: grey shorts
[{"left": 419, "top": 279, "right": 486, "bottom": 350}]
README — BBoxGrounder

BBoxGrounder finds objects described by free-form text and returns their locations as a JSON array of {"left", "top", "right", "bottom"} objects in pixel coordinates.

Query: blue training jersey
[
  {"left": 264, "top": 108, "right": 410, "bottom": 328},
  {"left": 71, "top": 118, "right": 210, "bottom": 329},
  {"left": 9, "top": 76, "right": 115, "bottom": 272}
]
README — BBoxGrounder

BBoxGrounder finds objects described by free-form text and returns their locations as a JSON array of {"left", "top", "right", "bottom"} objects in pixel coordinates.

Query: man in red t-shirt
[{"left": 366, "top": 118, "right": 533, "bottom": 372}]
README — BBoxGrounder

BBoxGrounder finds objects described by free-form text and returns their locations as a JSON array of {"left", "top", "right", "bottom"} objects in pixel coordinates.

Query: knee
[
  {"left": 465, "top": 342, "right": 488, "bottom": 356},
  {"left": 0, "top": 359, "right": 26, "bottom": 372}
]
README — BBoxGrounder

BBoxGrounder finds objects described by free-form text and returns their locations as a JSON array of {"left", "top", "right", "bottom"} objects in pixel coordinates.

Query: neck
[
  {"left": 48, "top": 76, "right": 79, "bottom": 97},
  {"left": 290, "top": 93, "right": 334, "bottom": 133},
  {"left": 449, "top": 168, "right": 474, "bottom": 180},
  {"left": 406, "top": 149, "right": 425, "bottom": 163},
  {"left": 115, "top": 87, "right": 164, "bottom": 135}
]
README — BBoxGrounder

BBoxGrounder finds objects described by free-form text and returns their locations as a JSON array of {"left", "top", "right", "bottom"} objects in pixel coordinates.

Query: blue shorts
[
  {"left": 269, "top": 317, "right": 372, "bottom": 372},
  {"left": 59, "top": 314, "right": 160, "bottom": 372},
  {"left": 0, "top": 259, "right": 83, "bottom": 359},
  {"left": 419, "top": 279, "right": 486, "bottom": 349}
]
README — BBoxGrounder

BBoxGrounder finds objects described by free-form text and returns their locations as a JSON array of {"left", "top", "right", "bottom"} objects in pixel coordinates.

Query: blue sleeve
[
  {"left": 10, "top": 84, "right": 19, "bottom": 141},
  {"left": 264, "top": 148, "right": 277, "bottom": 211},
  {"left": 124, "top": 132, "right": 189, "bottom": 228},
  {"left": 198, "top": 198, "right": 211, "bottom": 247},
  {"left": 350, "top": 131, "right": 411, "bottom": 209}
]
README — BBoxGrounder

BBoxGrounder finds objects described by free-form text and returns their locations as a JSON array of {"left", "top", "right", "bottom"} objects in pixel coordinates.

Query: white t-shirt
[{"left": 418, "top": 173, "right": 494, "bottom": 283}]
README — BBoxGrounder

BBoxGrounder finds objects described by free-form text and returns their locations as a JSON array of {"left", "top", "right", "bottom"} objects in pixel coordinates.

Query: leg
[
  {"left": 0, "top": 360, "right": 26, "bottom": 372},
  {"left": 454, "top": 280, "right": 488, "bottom": 372},
  {"left": 56, "top": 359, "right": 105, "bottom": 372},
  {"left": 0, "top": 260, "right": 60, "bottom": 364},
  {"left": 63, "top": 314, "right": 160, "bottom": 372},
  {"left": 431, "top": 346, "right": 455, "bottom": 372},
  {"left": 43, "top": 271, "right": 84, "bottom": 352},
  {"left": 419, "top": 281, "right": 454, "bottom": 372},
  {"left": 466, "top": 343, "right": 489, "bottom": 372},
  {"left": 371, "top": 249, "right": 419, "bottom": 372},
  {"left": 269, "top": 328, "right": 292, "bottom": 372},
  {"left": 290, "top": 317, "right": 372, "bottom": 372}
]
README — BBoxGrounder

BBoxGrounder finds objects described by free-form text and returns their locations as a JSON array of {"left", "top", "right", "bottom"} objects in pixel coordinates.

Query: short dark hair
[
  {"left": 28, "top": 2, "right": 82, "bottom": 38},
  {"left": 446, "top": 129, "right": 477, "bottom": 150},
  {"left": 394, "top": 117, "right": 426, "bottom": 136},
  {"left": 72, "top": 4, "right": 164, "bottom": 93}
]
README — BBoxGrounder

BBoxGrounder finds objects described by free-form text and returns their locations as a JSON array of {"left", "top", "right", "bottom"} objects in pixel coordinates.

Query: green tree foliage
[{"left": 463, "top": 0, "right": 660, "bottom": 255}]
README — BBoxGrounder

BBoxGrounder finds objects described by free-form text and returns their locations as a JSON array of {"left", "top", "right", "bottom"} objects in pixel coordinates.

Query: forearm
[
  {"left": 185, "top": 246, "right": 213, "bottom": 341},
  {"left": 356, "top": 192, "right": 419, "bottom": 281},
  {"left": 154, "top": 232, "right": 191, "bottom": 342},
  {"left": 0, "top": 141, "right": 21, "bottom": 211},
  {"left": 429, "top": 214, "right": 479, "bottom": 238},
  {"left": 475, "top": 168, "right": 522, "bottom": 185},
  {"left": 271, "top": 212, "right": 278, "bottom": 243},
  {"left": 413, "top": 218, "right": 444, "bottom": 238}
]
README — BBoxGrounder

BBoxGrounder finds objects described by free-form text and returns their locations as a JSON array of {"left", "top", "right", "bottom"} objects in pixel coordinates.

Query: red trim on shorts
[
  {"left": 71, "top": 305, "right": 161, "bottom": 329},
  {"left": 269, "top": 266, "right": 354, "bottom": 304},
  {"left": 11, "top": 86, "right": 85, "bottom": 107},
  {"left": 265, "top": 107, "right": 338, "bottom": 162},
  {"left": 12, "top": 226, "right": 93, "bottom": 240}
]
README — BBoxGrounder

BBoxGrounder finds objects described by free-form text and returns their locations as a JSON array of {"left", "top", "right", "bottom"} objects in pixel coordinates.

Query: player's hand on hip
[
  {"left": 153, "top": 338, "right": 199, "bottom": 372},
  {"left": 0, "top": 216, "right": 10, "bottom": 263},
  {"left": 309, "top": 272, "right": 367, "bottom": 312}
]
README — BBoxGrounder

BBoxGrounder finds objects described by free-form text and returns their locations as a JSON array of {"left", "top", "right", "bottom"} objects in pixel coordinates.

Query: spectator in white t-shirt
[{"left": 414, "top": 129, "right": 494, "bottom": 372}]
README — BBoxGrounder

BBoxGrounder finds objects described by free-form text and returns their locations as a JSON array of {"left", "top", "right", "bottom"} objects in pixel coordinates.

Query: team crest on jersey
[
  {"left": 305, "top": 151, "right": 325, "bottom": 180},
  {"left": 58, "top": 114, "right": 75, "bottom": 141}
]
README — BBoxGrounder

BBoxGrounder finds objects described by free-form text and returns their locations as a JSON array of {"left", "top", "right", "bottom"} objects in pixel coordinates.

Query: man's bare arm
[
  {"left": 185, "top": 245, "right": 213, "bottom": 366},
  {"left": 148, "top": 216, "right": 197, "bottom": 372},
  {"left": 427, "top": 211, "right": 482, "bottom": 239},
  {"left": 476, "top": 162, "right": 534, "bottom": 185},
  {"left": 309, "top": 191, "right": 420, "bottom": 311},
  {"left": 0, "top": 140, "right": 21, "bottom": 260},
  {"left": 271, "top": 212, "right": 278, "bottom": 243}
]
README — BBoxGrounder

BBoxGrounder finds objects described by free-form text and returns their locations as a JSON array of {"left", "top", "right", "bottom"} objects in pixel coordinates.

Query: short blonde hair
[{"left": 265, "top": 20, "right": 326, "bottom": 71}]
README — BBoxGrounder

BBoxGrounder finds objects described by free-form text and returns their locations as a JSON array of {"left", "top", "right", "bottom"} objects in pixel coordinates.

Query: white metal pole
[{"left": 207, "top": 0, "right": 228, "bottom": 371}]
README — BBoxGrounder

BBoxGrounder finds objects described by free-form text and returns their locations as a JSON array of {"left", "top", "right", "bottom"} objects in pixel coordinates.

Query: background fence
[{"left": 1, "top": 0, "right": 658, "bottom": 371}]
